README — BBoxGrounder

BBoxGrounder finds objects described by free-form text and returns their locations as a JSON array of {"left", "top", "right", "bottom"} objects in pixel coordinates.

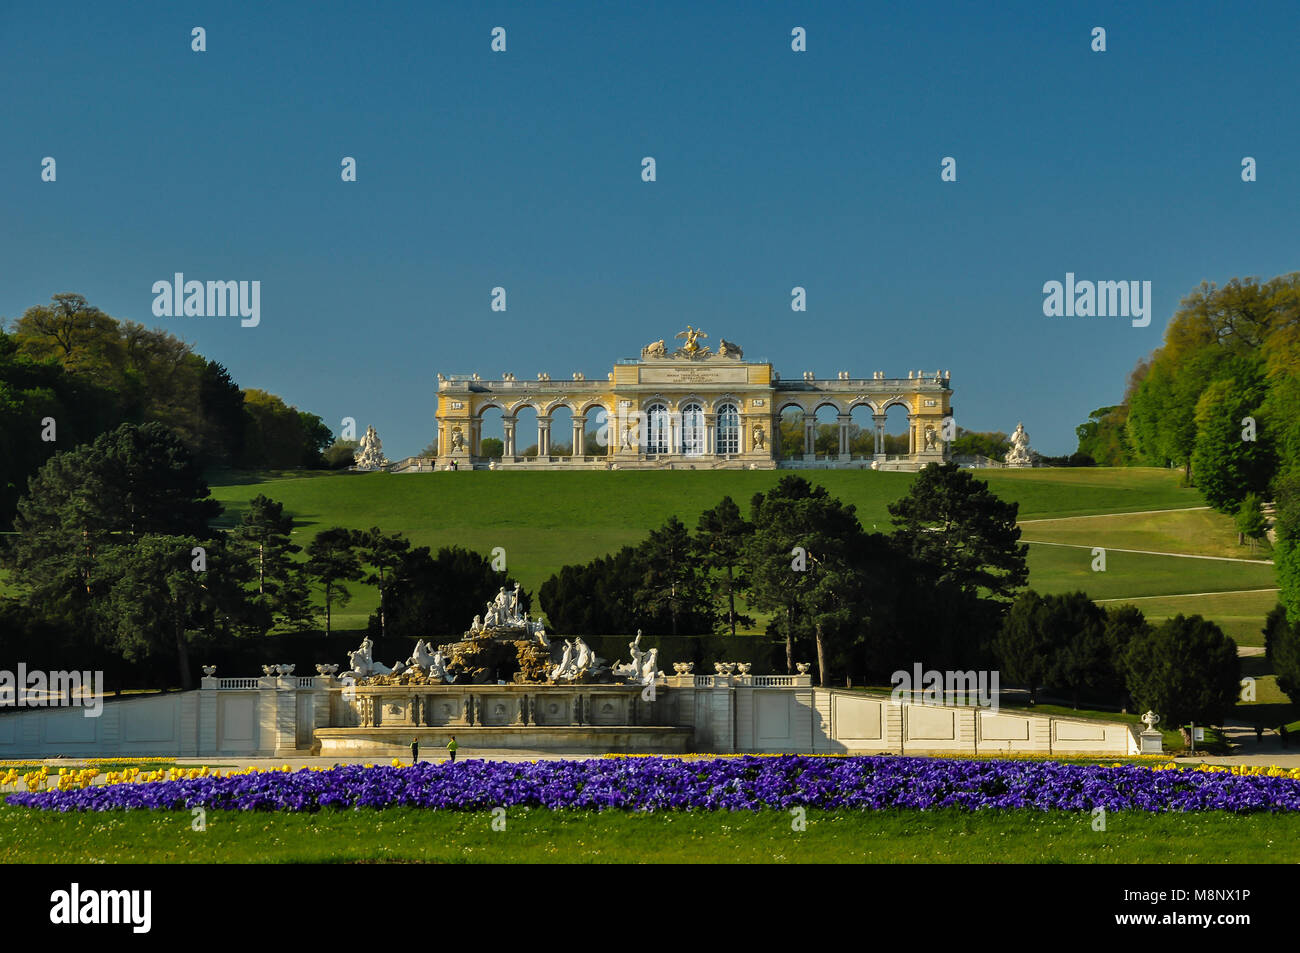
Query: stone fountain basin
[{"left": 322, "top": 683, "right": 687, "bottom": 755}]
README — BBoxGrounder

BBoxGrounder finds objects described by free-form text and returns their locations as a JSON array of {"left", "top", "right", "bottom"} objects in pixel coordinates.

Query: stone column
[
  {"left": 873, "top": 414, "right": 886, "bottom": 456},
  {"left": 573, "top": 416, "right": 586, "bottom": 457},
  {"left": 470, "top": 417, "right": 482, "bottom": 457},
  {"left": 907, "top": 415, "right": 915, "bottom": 455},
  {"left": 704, "top": 413, "right": 716, "bottom": 455},
  {"left": 503, "top": 418, "right": 516, "bottom": 458},
  {"left": 538, "top": 417, "right": 551, "bottom": 457},
  {"left": 802, "top": 413, "right": 815, "bottom": 460},
  {"left": 837, "top": 414, "right": 851, "bottom": 461}
]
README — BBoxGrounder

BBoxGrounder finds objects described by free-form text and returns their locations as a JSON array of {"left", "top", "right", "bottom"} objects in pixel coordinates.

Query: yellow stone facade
[{"left": 433, "top": 332, "right": 951, "bottom": 470}]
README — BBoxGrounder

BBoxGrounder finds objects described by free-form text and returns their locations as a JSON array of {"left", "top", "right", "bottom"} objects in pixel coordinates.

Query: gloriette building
[{"left": 432, "top": 328, "right": 951, "bottom": 470}]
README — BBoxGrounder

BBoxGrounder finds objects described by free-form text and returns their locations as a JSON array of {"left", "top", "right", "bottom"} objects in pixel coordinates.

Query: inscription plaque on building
[{"left": 638, "top": 366, "right": 749, "bottom": 385}]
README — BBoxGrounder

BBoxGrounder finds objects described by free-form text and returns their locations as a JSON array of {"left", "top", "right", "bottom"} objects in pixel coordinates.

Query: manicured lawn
[
  {"left": 1, "top": 800, "right": 1295, "bottom": 863},
  {"left": 1025, "top": 543, "right": 1277, "bottom": 603},
  {"left": 4, "top": 466, "right": 1268, "bottom": 640},
  {"left": 1020, "top": 507, "right": 1265, "bottom": 561},
  {"left": 204, "top": 467, "right": 1199, "bottom": 597},
  {"left": 1095, "top": 589, "right": 1280, "bottom": 647}
]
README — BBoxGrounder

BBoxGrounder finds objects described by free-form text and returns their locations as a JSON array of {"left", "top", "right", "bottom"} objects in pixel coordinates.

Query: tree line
[
  {"left": 1, "top": 293, "right": 336, "bottom": 526},
  {"left": 1070, "top": 272, "right": 1300, "bottom": 705},
  {"left": 538, "top": 468, "right": 1252, "bottom": 725},
  {"left": 0, "top": 421, "right": 521, "bottom": 690}
]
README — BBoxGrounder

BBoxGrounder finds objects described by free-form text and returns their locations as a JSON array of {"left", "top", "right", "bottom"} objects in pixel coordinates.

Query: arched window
[
  {"left": 646, "top": 403, "right": 669, "bottom": 454},
  {"left": 716, "top": 403, "right": 739, "bottom": 454},
  {"left": 681, "top": 402, "right": 705, "bottom": 456}
]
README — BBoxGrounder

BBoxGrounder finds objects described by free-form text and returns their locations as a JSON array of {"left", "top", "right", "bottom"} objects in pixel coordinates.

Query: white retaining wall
[{"left": 0, "top": 676, "right": 1141, "bottom": 758}]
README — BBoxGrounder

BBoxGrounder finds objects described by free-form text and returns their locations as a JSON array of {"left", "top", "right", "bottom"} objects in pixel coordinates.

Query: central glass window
[
  {"left": 717, "top": 403, "right": 739, "bottom": 454},
  {"left": 646, "top": 403, "right": 670, "bottom": 454},
  {"left": 681, "top": 402, "right": 705, "bottom": 455}
]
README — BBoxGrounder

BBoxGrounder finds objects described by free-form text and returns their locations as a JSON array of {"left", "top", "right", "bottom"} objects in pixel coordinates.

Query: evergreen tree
[
  {"left": 351, "top": 527, "right": 411, "bottom": 640},
  {"left": 635, "top": 516, "right": 713, "bottom": 636},
  {"left": 1123, "top": 615, "right": 1241, "bottom": 726},
  {"left": 695, "top": 496, "right": 753, "bottom": 635},
  {"left": 747, "top": 475, "right": 867, "bottom": 680},
  {"left": 228, "top": 494, "right": 304, "bottom": 631},
  {"left": 888, "top": 462, "right": 1028, "bottom": 603},
  {"left": 305, "top": 528, "right": 362, "bottom": 635}
]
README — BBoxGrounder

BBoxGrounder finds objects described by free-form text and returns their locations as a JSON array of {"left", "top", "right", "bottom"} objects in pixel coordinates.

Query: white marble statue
[
  {"left": 409, "top": 639, "right": 437, "bottom": 671},
  {"left": 549, "top": 640, "right": 575, "bottom": 681},
  {"left": 1005, "top": 422, "right": 1034, "bottom": 468},
  {"left": 354, "top": 425, "right": 388, "bottom": 470},
  {"left": 343, "top": 636, "right": 394, "bottom": 679},
  {"left": 612, "top": 631, "right": 645, "bottom": 680},
  {"left": 430, "top": 650, "right": 454, "bottom": 683}
]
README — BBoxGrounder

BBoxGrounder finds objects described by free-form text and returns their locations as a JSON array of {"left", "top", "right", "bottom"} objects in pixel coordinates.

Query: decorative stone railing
[{"left": 214, "top": 678, "right": 260, "bottom": 690}]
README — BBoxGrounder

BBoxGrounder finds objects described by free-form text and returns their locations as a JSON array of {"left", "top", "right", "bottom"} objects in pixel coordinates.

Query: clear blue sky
[{"left": 3, "top": 1, "right": 1298, "bottom": 457}]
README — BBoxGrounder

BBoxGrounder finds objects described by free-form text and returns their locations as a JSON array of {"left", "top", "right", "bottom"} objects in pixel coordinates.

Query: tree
[
  {"left": 994, "top": 591, "right": 1052, "bottom": 702},
  {"left": 1265, "top": 604, "right": 1300, "bottom": 704},
  {"left": 1103, "top": 604, "right": 1153, "bottom": 703},
  {"left": 479, "top": 437, "right": 504, "bottom": 458},
  {"left": 1235, "top": 492, "right": 1268, "bottom": 547},
  {"left": 378, "top": 545, "right": 528, "bottom": 637},
  {"left": 322, "top": 439, "right": 357, "bottom": 469},
  {"left": 539, "top": 546, "right": 642, "bottom": 636},
  {"left": 950, "top": 428, "right": 1011, "bottom": 462},
  {"left": 1190, "top": 360, "right": 1273, "bottom": 512},
  {"left": 6, "top": 422, "right": 220, "bottom": 617},
  {"left": 1123, "top": 615, "right": 1241, "bottom": 726},
  {"left": 695, "top": 496, "right": 753, "bottom": 635},
  {"left": 228, "top": 494, "right": 306, "bottom": 631},
  {"left": 297, "top": 411, "right": 334, "bottom": 467},
  {"left": 747, "top": 476, "right": 867, "bottom": 681},
  {"left": 1074, "top": 406, "right": 1131, "bottom": 466},
  {"left": 888, "top": 462, "right": 1027, "bottom": 607},
  {"left": 635, "top": 516, "right": 713, "bottom": 636},
  {"left": 90, "top": 535, "right": 251, "bottom": 690},
  {"left": 1040, "top": 592, "right": 1112, "bottom": 708},
  {"left": 197, "top": 360, "right": 246, "bottom": 465},
  {"left": 305, "top": 528, "right": 362, "bottom": 634},
  {"left": 352, "top": 527, "right": 410, "bottom": 640},
  {"left": 241, "top": 390, "right": 318, "bottom": 469},
  {"left": 1274, "top": 471, "right": 1300, "bottom": 624}
]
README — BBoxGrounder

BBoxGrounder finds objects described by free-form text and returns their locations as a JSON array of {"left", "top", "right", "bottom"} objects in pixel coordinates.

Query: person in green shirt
[{"left": 447, "top": 735, "right": 458, "bottom": 762}]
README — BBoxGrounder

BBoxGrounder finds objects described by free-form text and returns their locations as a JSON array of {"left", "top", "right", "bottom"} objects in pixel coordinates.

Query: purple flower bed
[{"left": 8, "top": 756, "right": 1300, "bottom": 814}]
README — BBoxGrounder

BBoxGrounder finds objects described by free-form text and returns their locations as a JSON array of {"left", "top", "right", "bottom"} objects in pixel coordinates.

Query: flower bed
[{"left": 8, "top": 756, "right": 1300, "bottom": 814}]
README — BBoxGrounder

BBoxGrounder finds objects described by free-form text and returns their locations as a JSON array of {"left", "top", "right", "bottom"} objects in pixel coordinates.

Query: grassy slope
[
  {"left": 3, "top": 801, "right": 1298, "bottom": 863},
  {"left": 204, "top": 467, "right": 1266, "bottom": 630}
]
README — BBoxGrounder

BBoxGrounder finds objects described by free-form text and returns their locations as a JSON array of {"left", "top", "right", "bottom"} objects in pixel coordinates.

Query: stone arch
[
  {"left": 540, "top": 398, "right": 574, "bottom": 417},
  {"left": 810, "top": 398, "right": 846, "bottom": 416},
  {"left": 846, "top": 398, "right": 879, "bottom": 415},
  {"left": 507, "top": 398, "right": 544, "bottom": 417},
  {"left": 476, "top": 404, "right": 506, "bottom": 458},
  {"left": 882, "top": 401, "right": 911, "bottom": 456}
]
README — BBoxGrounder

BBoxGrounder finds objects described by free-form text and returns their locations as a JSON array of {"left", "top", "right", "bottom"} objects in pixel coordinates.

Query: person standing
[{"left": 447, "top": 735, "right": 458, "bottom": 762}]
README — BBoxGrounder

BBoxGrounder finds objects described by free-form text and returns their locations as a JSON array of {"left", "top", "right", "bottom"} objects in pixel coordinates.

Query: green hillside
[{"left": 203, "top": 466, "right": 1248, "bottom": 632}]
